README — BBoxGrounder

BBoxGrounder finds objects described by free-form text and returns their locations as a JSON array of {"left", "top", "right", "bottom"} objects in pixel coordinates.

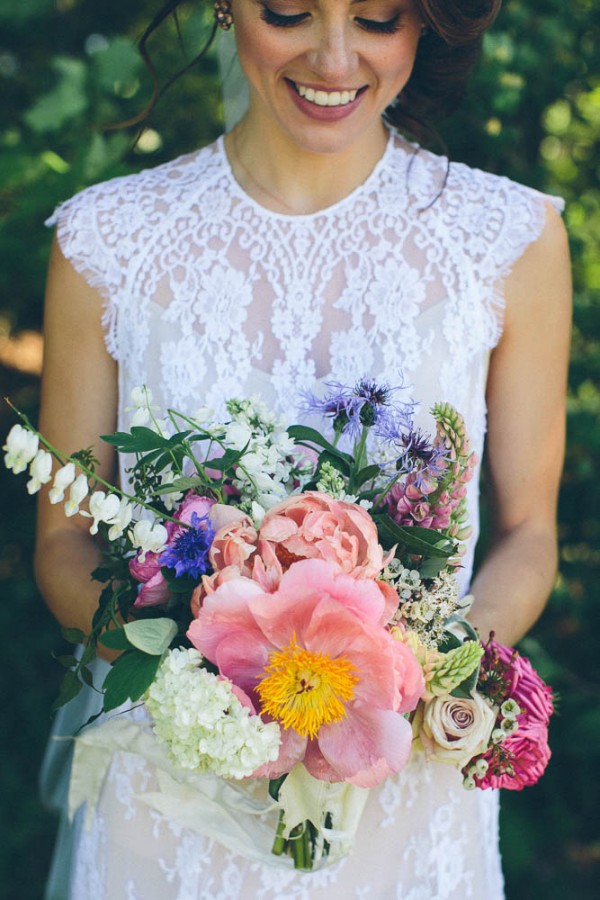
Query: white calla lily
[
  {"left": 48, "top": 462, "right": 76, "bottom": 504},
  {"left": 3, "top": 424, "right": 39, "bottom": 474},
  {"left": 26, "top": 448, "right": 53, "bottom": 494}
]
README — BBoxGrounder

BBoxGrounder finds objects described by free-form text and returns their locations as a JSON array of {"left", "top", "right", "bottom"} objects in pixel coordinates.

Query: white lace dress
[{"left": 44, "top": 131, "right": 563, "bottom": 899}]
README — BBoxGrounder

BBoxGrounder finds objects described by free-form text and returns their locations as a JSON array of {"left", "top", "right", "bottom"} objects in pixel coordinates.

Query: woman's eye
[
  {"left": 259, "top": 6, "right": 310, "bottom": 27},
  {"left": 355, "top": 15, "right": 402, "bottom": 35}
]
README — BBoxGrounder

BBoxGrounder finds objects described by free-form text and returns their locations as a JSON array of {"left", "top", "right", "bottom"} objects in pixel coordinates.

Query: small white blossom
[
  {"left": 492, "top": 728, "right": 506, "bottom": 744},
  {"left": 251, "top": 501, "right": 266, "bottom": 526},
  {"left": 500, "top": 717, "right": 520, "bottom": 736},
  {"left": 64, "top": 473, "right": 89, "bottom": 517},
  {"left": 106, "top": 499, "right": 134, "bottom": 541},
  {"left": 474, "top": 758, "right": 489, "bottom": 778},
  {"left": 26, "top": 448, "right": 53, "bottom": 494},
  {"left": 127, "top": 386, "right": 158, "bottom": 427},
  {"left": 190, "top": 406, "right": 214, "bottom": 425},
  {"left": 463, "top": 774, "right": 477, "bottom": 791},
  {"left": 500, "top": 699, "right": 521, "bottom": 720},
  {"left": 146, "top": 648, "right": 281, "bottom": 779},
  {"left": 224, "top": 422, "right": 253, "bottom": 450},
  {"left": 85, "top": 491, "right": 122, "bottom": 535},
  {"left": 48, "top": 462, "right": 76, "bottom": 504},
  {"left": 129, "top": 519, "right": 168, "bottom": 560},
  {"left": 130, "top": 386, "right": 154, "bottom": 408},
  {"left": 160, "top": 467, "right": 184, "bottom": 512},
  {"left": 3, "top": 424, "right": 39, "bottom": 474}
]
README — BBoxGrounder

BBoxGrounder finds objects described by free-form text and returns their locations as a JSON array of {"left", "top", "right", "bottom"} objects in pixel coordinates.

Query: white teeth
[{"left": 296, "top": 84, "right": 358, "bottom": 106}]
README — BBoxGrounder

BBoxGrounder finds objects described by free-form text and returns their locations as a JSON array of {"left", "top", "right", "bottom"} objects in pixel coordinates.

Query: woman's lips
[{"left": 285, "top": 78, "right": 367, "bottom": 121}]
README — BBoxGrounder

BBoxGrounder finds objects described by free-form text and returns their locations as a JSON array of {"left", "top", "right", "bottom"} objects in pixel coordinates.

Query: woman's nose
[{"left": 307, "top": 23, "right": 359, "bottom": 83}]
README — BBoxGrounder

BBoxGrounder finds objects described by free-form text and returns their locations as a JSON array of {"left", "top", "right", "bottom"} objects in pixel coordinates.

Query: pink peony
[
  {"left": 187, "top": 559, "right": 424, "bottom": 788},
  {"left": 131, "top": 493, "right": 215, "bottom": 608},
  {"left": 259, "top": 491, "right": 390, "bottom": 580}
]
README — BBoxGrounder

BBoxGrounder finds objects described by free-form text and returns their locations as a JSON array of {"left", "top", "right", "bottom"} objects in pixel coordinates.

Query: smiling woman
[{"left": 36, "top": 0, "right": 571, "bottom": 897}]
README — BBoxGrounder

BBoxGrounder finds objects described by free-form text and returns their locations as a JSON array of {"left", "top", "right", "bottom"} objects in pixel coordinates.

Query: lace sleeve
[
  {"left": 455, "top": 164, "right": 565, "bottom": 346},
  {"left": 46, "top": 182, "right": 125, "bottom": 359}
]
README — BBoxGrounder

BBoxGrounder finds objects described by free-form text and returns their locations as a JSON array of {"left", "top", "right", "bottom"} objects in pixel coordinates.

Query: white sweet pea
[
  {"left": 48, "top": 462, "right": 76, "bottom": 504},
  {"left": 160, "top": 467, "right": 183, "bottom": 512},
  {"left": 86, "top": 491, "right": 122, "bottom": 535},
  {"left": 64, "top": 473, "right": 89, "bottom": 517},
  {"left": 3, "top": 424, "right": 39, "bottom": 474},
  {"left": 26, "top": 448, "right": 53, "bottom": 494},
  {"left": 107, "top": 499, "right": 134, "bottom": 541},
  {"left": 130, "top": 406, "right": 151, "bottom": 427},
  {"left": 130, "top": 519, "right": 168, "bottom": 561}
]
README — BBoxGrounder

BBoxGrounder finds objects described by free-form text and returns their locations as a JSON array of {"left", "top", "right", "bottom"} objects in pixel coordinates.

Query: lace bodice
[
  {"left": 46, "top": 132, "right": 563, "bottom": 900},
  {"left": 49, "top": 131, "right": 562, "bottom": 594}
]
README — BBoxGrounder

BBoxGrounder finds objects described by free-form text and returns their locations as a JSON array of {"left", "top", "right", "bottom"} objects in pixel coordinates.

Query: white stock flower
[
  {"left": 146, "top": 648, "right": 281, "bottom": 779},
  {"left": 420, "top": 692, "right": 496, "bottom": 769},
  {"left": 160, "top": 467, "right": 183, "bottom": 512},
  {"left": 48, "top": 462, "right": 76, "bottom": 504},
  {"left": 129, "top": 519, "right": 168, "bottom": 561},
  {"left": 86, "top": 491, "right": 122, "bottom": 535},
  {"left": 224, "top": 422, "right": 253, "bottom": 450},
  {"left": 26, "top": 449, "right": 53, "bottom": 494},
  {"left": 3, "top": 424, "right": 39, "bottom": 474},
  {"left": 251, "top": 501, "right": 266, "bottom": 526},
  {"left": 64, "top": 473, "right": 89, "bottom": 517},
  {"left": 106, "top": 499, "right": 134, "bottom": 541}
]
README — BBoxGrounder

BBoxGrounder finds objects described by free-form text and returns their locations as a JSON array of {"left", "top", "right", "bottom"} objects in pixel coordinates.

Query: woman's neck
[{"left": 224, "top": 110, "right": 390, "bottom": 216}]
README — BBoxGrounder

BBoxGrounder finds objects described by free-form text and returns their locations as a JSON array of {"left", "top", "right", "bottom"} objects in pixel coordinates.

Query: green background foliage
[{"left": 0, "top": 1, "right": 598, "bottom": 897}]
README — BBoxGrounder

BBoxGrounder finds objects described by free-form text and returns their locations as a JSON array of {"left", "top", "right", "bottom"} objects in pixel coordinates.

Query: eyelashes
[{"left": 258, "top": 5, "right": 403, "bottom": 35}]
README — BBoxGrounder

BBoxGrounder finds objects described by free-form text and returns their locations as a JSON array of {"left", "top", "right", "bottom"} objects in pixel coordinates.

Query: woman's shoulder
[
  {"left": 46, "top": 138, "right": 226, "bottom": 231},
  {"left": 389, "top": 136, "right": 564, "bottom": 220}
]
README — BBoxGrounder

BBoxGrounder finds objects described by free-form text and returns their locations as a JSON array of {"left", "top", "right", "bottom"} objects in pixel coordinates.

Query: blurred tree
[{"left": 0, "top": 0, "right": 598, "bottom": 897}]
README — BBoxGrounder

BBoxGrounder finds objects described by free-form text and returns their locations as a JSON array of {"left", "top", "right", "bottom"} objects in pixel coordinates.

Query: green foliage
[{"left": 0, "top": 0, "right": 598, "bottom": 897}]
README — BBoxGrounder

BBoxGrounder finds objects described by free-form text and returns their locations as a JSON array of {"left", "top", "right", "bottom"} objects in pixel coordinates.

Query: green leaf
[
  {"left": 52, "top": 654, "right": 79, "bottom": 669},
  {"left": 150, "top": 475, "right": 204, "bottom": 495},
  {"left": 287, "top": 426, "right": 354, "bottom": 465},
  {"left": 161, "top": 567, "right": 199, "bottom": 594},
  {"left": 352, "top": 464, "right": 381, "bottom": 487},
  {"left": 205, "top": 447, "right": 247, "bottom": 472},
  {"left": 23, "top": 57, "right": 88, "bottom": 133},
  {"left": 79, "top": 666, "right": 95, "bottom": 689},
  {"left": 52, "top": 670, "right": 83, "bottom": 711},
  {"left": 374, "top": 515, "right": 456, "bottom": 558},
  {"left": 101, "top": 426, "right": 174, "bottom": 452},
  {"left": 61, "top": 626, "right": 86, "bottom": 644},
  {"left": 123, "top": 618, "right": 178, "bottom": 655},
  {"left": 451, "top": 665, "right": 480, "bottom": 699},
  {"left": 315, "top": 450, "right": 351, "bottom": 478},
  {"left": 98, "top": 628, "right": 131, "bottom": 650},
  {"left": 103, "top": 651, "right": 161, "bottom": 711}
]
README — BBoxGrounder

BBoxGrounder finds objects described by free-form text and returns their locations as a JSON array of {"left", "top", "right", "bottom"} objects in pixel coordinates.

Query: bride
[{"left": 36, "top": 0, "right": 571, "bottom": 897}]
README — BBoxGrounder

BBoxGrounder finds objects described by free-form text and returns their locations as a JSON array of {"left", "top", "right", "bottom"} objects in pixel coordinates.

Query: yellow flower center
[{"left": 257, "top": 638, "right": 359, "bottom": 739}]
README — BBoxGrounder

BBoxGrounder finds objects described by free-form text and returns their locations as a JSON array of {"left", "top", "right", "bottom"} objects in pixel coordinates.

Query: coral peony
[
  {"left": 187, "top": 559, "right": 424, "bottom": 788},
  {"left": 259, "top": 491, "right": 389, "bottom": 580}
]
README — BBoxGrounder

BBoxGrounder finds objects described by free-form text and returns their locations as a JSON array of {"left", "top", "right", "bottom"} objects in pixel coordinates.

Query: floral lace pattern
[{"left": 48, "top": 132, "right": 562, "bottom": 898}]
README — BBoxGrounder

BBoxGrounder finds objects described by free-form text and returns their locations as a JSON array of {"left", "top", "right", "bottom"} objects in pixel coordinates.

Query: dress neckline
[{"left": 215, "top": 128, "right": 399, "bottom": 222}]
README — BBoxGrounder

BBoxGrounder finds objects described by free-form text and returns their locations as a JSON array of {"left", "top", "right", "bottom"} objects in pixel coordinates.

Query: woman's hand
[{"left": 469, "top": 203, "right": 572, "bottom": 645}]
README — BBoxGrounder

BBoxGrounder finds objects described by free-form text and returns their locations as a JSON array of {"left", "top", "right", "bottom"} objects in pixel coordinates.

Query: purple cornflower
[
  {"left": 302, "top": 378, "right": 415, "bottom": 439},
  {"left": 394, "top": 429, "right": 448, "bottom": 488},
  {"left": 160, "top": 512, "right": 215, "bottom": 580}
]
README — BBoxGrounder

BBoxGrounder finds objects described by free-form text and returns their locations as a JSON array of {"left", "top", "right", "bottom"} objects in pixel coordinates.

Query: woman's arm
[
  {"left": 468, "top": 203, "right": 572, "bottom": 646},
  {"left": 34, "top": 235, "right": 118, "bottom": 635}
]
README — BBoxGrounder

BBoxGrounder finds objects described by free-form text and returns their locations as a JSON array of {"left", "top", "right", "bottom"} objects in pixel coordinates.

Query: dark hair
[
  {"left": 135, "top": 0, "right": 502, "bottom": 138},
  {"left": 387, "top": 0, "right": 502, "bottom": 140}
]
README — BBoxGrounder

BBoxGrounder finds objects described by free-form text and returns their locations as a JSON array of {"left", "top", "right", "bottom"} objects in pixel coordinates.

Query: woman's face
[{"left": 232, "top": 0, "right": 423, "bottom": 155}]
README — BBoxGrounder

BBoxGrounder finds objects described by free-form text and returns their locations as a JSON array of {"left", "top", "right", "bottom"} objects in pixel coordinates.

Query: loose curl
[{"left": 133, "top": 0, "right": 502, "bottom": 138}]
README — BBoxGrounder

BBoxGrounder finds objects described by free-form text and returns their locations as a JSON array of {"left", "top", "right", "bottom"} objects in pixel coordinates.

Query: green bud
[{"left": 428, "top": 640, "right": 484, "bottom": 696}]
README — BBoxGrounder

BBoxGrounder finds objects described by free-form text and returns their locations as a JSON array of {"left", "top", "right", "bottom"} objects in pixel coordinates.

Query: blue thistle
[{"left": 160, "top": 512, "right": 215, "bottom": 580}]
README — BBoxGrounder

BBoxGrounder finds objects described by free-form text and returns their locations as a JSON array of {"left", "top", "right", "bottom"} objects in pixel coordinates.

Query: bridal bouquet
[{"left": 3, "top": 380, "right": 554, "bottom": 870}]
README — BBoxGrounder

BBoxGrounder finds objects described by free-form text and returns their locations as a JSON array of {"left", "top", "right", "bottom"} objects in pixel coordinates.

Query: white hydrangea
[{"left": 146, "top": 648, "right": 281, "bottom": 779}]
